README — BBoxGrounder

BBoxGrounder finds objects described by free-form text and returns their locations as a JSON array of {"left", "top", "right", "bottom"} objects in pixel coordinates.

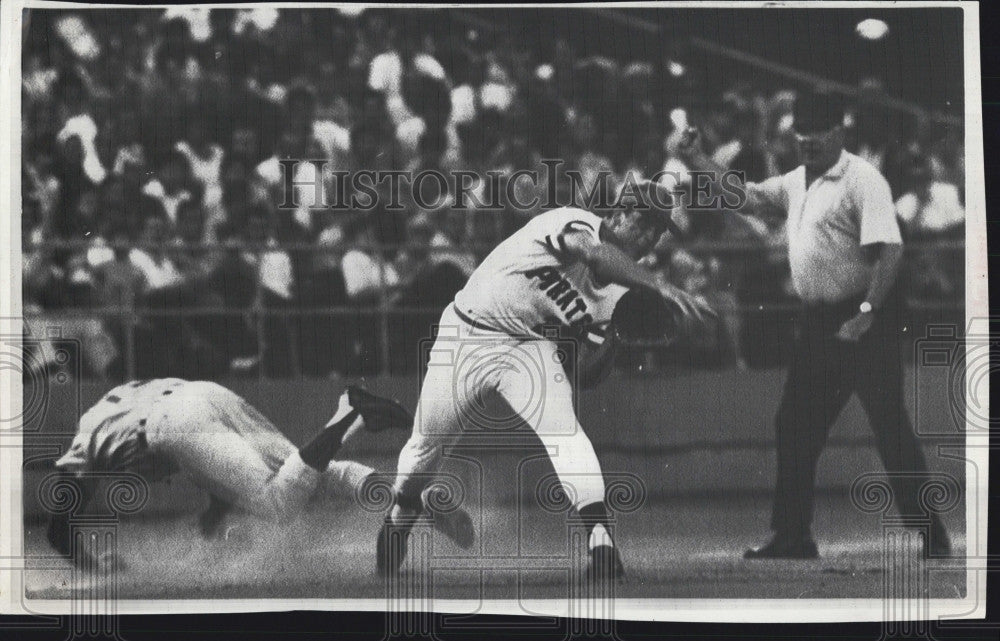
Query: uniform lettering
[
  {"left": 555, "top": 290, "right": 578, "bottom": 311},
  {"left": 547, "top": 280, "right": 572, "bottom": 301},
  {"left": 565, "top": 298, "right": 587, "bottom": 321},
  {"left": 524, "top": 266, "right": 591, "bottom": 329},
  {"left": 524, "top": 266, "right": 561, "bottom": 289}
]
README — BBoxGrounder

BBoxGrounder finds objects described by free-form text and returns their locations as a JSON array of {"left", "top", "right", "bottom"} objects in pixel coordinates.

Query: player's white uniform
[
  {"left": 56, "top": 379, "right": 372, "bottom": 521},
  {"left": 393, "top": 208, "right": 628, "bottom": 510}
]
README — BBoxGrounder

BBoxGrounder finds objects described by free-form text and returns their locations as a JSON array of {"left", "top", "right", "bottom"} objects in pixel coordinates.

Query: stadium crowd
[{"left": 21, "top": 8, "right": 966, "bottom": 378}]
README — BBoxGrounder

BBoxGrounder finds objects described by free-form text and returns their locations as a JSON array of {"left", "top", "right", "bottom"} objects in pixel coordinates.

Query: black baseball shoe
[
  {"left": 743, "top": 534, "right": 819, "bottom": 559},
  {"left": 424, "top": 499, "right": 475, "bottom": 549},
  {"left": 376, "top": 515, "right": 414, "bottom": 578},
  {"left": 197, "top": 495, "right": 233, "bottom": 539},
  {"left": 587, "top": 545, "right": 626, "bottom": 585},
  {"left": 923, "top": 525, "right": 952, "bottom": 560},
  {"left": 348, "top": 386, "right": 414, "bottom": 432}
]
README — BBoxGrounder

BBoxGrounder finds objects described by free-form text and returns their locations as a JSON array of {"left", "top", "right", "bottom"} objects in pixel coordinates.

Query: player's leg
[
  {"left": 318, "top": 385, "right": 424, "bottom": 499},
  {"left": 378, "top": 320, "right": 474, "bottom": 576},
  {"left": 377, "top": 383, "right": 464, "bottom": 575},
  {"left": 747, "top": 316, "right": 854, "bottom": 559},
  {"left": 156, "top": 388, "right": 358, "bottom": 521},
  {"left": 494, "top": 339, "right": 624, "bottom": 582}
]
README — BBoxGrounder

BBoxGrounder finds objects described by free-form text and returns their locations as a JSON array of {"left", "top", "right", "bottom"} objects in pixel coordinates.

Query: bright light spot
[
  {"left": 856, "top": 19, "right": 889, "bottom": 40},
  {"left": 668, "top": 60, "right": 686, "bottom": 77},
  {"left": 669, "top": 108, "right": 688, "bottom": 130},
  {"left": 535, "top": 64, "right": 554, "bottom": 81},
  {"left": 338, "top": 5, "right": 366, "bottom": 18}
]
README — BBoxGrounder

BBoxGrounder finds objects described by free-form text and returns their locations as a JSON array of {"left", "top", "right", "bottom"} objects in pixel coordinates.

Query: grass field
[{"left": 23, "top": 493, "right": 966, "bottom": 602}]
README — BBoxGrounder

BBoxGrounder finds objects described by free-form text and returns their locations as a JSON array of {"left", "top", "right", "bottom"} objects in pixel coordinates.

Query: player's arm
[
  {"left": 46, "top": 472, "right": 96, "bottom": 563},
  {"left": 561, "top": 229, "right": 717, "bottom": 326},
  {"left": 562, "top": 229, "right": 661, "bottom": 293}
]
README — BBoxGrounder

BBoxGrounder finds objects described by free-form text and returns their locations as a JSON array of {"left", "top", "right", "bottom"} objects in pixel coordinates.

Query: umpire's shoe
[
  {"left": 743, "top": 533, "right": 819, "bottom": 559},
  {"left": 587, "top": 545, "right": 626, "bottom": 585}
]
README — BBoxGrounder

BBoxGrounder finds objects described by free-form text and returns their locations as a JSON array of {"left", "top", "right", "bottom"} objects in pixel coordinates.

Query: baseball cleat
[
  {"left": 376, "top": 515, "right": 413, "bottom": 578},
  {"left": 427, "top": 505, "right": 475, "bottom": 549},
  {"left": 347, "top": 386, "right": 414, "bottom": 432},
  {"left": 743, "top": 534, "right": 819, "bottom": 559},
  {"left": 197, "top": 495, "right": 233, "bottom": 539},
  {"left": 586, "top": 544, "right": 626, "bottom": 585},
  {"left": 923, "top": 525, "right": 952, "bottom": 560},
  {"left": 328, "top": 392, "right": 365, "bottom": 445}
]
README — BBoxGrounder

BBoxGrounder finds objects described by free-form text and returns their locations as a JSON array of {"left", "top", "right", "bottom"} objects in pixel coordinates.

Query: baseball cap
[
  {"left": 617, "top": 179, "right": 685, "bottom": 240},
  {"left": 793, "top": 90, "right": 847, "bottom": 135}
]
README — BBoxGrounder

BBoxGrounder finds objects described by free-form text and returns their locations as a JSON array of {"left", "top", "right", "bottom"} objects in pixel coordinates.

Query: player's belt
[{"left": 451, "top": 304, "right": 508, "bottom": 335}]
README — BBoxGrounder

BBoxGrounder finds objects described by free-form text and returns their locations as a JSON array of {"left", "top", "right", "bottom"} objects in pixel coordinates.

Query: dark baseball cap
[
  {"left": 793, "top": 90, "right": 847, "bottom": 134},
  {"left": 618, "top": 179, "right": 686, "bottom": 240}
]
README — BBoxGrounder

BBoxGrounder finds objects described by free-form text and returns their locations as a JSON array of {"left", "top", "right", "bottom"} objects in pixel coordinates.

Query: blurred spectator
[
  {"left": 174, "top": 118, "right": 225, "bottom": 230},
  {"left": 21, "top": 8, "right": 966, "bottom": 378},
  {"left": 143, "top": 151, "right": 199, "bottom": 225},
  {"left": 96, "top": 233, "right": 147, "bottom": 309},
  {"left": 235, "top": 204, "right": 297, "bottom": 376},
  {"left": 129, "top": 216, "right": 184, "bottom": 292},
  {"left": 895, "top": 161, "right": 965, "bottom": 238},
  {"left": 341, "top": 227, "right": 398, "bottom": 299}
]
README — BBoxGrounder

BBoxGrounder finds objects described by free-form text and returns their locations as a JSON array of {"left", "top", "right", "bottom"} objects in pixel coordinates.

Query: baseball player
[
  {"left": 46, "top": 379, "right": 475, "bottom": 568},
  {"left": 377, "top": 184, "right": 716, "bottom": 582}
]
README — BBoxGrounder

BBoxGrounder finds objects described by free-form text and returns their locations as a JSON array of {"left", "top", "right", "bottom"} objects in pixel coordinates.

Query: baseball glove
[{"left": 610, "top": 288, "right": 683, "bottom": 345}]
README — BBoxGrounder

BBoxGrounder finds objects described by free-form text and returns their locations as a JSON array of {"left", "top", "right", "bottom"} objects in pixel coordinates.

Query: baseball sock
[
  {"left": 299, "top": 409, "right": 360, "bottom": 471},
  {"left": 578, "top": 502, "right": 614, "bottom": 550}
]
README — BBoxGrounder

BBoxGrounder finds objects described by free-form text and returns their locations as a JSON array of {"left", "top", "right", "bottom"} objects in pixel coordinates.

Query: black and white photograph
[{"left": 0, "top": 0, "right": 989, "bottom": 626}]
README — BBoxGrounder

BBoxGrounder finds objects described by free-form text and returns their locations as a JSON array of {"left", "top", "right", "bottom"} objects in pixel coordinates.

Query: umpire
[{"left": 681, "top": 91, "right": 951, "bottom": 559}]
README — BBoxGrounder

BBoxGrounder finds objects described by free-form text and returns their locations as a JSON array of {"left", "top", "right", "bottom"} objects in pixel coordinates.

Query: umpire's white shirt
[{"left": 748, "top": 150, "right": 902, "bottom": 303}]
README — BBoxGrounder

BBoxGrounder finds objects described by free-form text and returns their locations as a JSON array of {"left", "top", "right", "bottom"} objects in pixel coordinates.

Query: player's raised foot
[
  {"left": 586, "top": 545, "right": 626, "bottom": 586},
  {"left": 743, "top": 533, "right": 819, "bottom": 560},
  {"left": 326, "top": 389, "right": 364, "bottom": 445},
  {"left": 347, "top": 386, "right": 414, "bottom": 432}
]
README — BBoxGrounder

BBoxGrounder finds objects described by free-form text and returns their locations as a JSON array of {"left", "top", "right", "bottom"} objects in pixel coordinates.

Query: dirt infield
[
  {"left": 23, "top": 494, "right": 965, "bottom": 602},
  {"left": 20, "top": 366, "right": 968, "bottom": 604}
]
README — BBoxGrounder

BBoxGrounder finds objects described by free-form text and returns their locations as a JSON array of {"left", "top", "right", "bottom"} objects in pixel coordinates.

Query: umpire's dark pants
[{"left": 771, "top": 289, "right": 939, "bottom": 537}]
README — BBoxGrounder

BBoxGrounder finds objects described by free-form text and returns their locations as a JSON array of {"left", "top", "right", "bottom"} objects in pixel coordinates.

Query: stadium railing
[{"left": 21, "top": 238, "right": 965, "bottom": 380}]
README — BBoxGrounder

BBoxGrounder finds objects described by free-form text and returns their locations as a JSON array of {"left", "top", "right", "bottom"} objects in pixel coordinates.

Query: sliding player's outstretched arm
[{"left": 46, "top": 472, "right": 101, "bottom": 568}]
